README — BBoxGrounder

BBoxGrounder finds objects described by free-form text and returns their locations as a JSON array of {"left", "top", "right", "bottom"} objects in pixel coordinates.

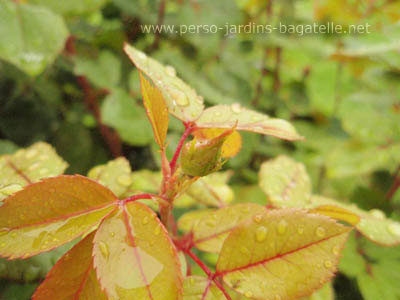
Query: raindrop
[
  {"left": 277, "top": 220, "right": 288, "bottom": 235},
  {"left": 137, "top": 51, "right": 147, "bottom": 60},
  {"left": 142, "top": 216, "right": 149, "bottom": 225},
  {"left": 154, "top": 226, "right": 161, "bottom": 236},
  {"left": 297, "top": 225, "right": 305, "bottom": 235},
  {"left": 324, "top": 260, "right": 332, "bottom": 268},
  {"left": 253, "top": 214, "right": 263, "bottom": 223},
  {"left": 171, "top": 89, "right": 189, "bottom": 107},
  {"left": 332, "top": 246, "right": 340, "bottom": 256},
  {"left": 165, "top": 65, "right": 176, "bottom": 77},
  {"left": 256, "top": 226, "right": 268, "bottom": 242},
  {"left": 387, "top": 223, "right": 400, "bottom": 237},
  {"left": 316, "top": 226, "right": 326, "bottom": 238},
  {"left": 231, "top": 103, "right": 242, "bottom": 114},
  {"left": 99, "top": 241, "right": 109, "bottom": 259},
  {"left": 245, "top": 291, "right": 253, "bottom": 298},
  {"left": 369, "top": 209, "right": 385, "bottom": 220},
  {"left": 29, "top": 162, "right": 40, "bottom": 171}
]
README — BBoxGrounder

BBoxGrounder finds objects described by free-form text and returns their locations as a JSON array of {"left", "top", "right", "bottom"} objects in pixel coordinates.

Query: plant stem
[
  {"left": 185, "top": 250, "right": 233, "bottom": 300},
  {"left": 151, "top": 0, "right": 167, "bottom": 50},
  {"left": 169, "top": 124, "right": 195, "bottom": 174},
  {"left": 386, "top": 166, "right": 400, "bottom": 201}
]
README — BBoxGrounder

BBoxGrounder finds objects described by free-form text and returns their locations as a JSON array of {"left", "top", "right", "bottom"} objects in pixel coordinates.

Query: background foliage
[{"left": 0, "top": 0, "right": 400, "bottom": 299}]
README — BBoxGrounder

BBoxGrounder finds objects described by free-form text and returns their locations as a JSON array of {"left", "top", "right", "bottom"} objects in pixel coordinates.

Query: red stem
[
  {"left": 185, "top": 250, "right": 232, "bottom": 300},
  {"left": 169, "top": 124, "right": 195, "bottom": 174}
]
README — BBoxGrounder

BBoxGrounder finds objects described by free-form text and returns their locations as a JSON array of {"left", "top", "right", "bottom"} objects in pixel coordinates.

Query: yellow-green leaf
[
  {"left": 259, "top": 155, "right": 312, "bottom": 207},
  {"left": 259, "top": 155, "right": 400, "bottom": 246},
  {"left": 196, "top": 104, "right": 303, "bottom": 141},
  {"left": 176, "top": 171, "right": 234, "bottom": 208},
  {"left": 139, "top": 72, "right": 169, "bottom": 147},
  {"left": 33, "top": 232, "right": 106, "bottom": 300},
  {"left": 93, "top": 203, "right": 183, "bottom": 300},
  {"left": 88, "top": 157, "right": 132, "bottom": 198},
  {"left": 193, "top": 128, "right": 242, "bottom": 158},
  {"left": 183, "top": 276, "right": 227, "bottom": 300},
  {"left": 178, "top": 203, "right": 266, "bottom": 253},
  {"left": 124, "top": 44, "right": 204, "bottom": 122},
  {"left": 300, "top": 283, "right": 334, "bottom": 300},
  {"left": 0, "top": 175, "right": 117, "bottom": 259},
  {"left": 181, "top": 130, "right": 232, "bottom": 177},
  {"left": 0, "top": 142, "right": 68, "bottom": 200},
  {"left": 216, "top": 209, "right": 350, "bottom": 300}
]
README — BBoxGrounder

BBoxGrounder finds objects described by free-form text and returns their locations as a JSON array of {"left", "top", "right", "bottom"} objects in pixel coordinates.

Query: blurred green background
[{"left": 0, "top": 0, "right": 400, "bottom": 299}]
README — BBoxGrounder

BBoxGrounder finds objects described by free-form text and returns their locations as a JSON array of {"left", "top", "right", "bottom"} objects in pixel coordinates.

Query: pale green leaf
[
  {"left": 0, "top": 1, "right": 68, "bottom": 76},
  {"left": 124, "top": 44, "right": 205, "bottom": 122},
  {"left": 88, "top": 157, "right": 132, "bottom": 198},
  {"left": 183, "top": 276, "right": 227, "bottom": 300},
  {"left": 196, "top": 104, "right": 302, "bottom": 141}
]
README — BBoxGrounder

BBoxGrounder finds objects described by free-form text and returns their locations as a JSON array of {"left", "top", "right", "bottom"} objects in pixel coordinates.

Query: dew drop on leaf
[
  {"left": 324, "top": 260, "right": 332, "bottom": 268},
  {"left": 253, "top": 214, "right": 263, "bottom": 223},
  {"left": 171, "top": 89, "right": 189, "bottom": 107},
  {"left": 332, "top": 245, "right": 340, "bottom": 256},
  {"left": 316, "top": 226, "right": 326, "bottom": 238},
  {"left": 142, "top": 216, "right": 149, "bottom": 225},
  {"left": 277, "top": 220, "right": 288, "bottom": 235},
  {"left": 369, "top": 209, "right": 385, "bottom": 219},
  {"left": 255, "top": 226, "right": 268, "bottom": 242},
  {"left": 231, "top": 103, "right": 242, "bottom": 114},
  {"left": 297, "top": 225, "right": 305, "bottom": 235},
  {"left": 154, "top": 226, "right": 161, "bottom": 236},
  {"left": 165, "top": 65, "right": 176, "bottom": 77},
  {"left": 99, "top": 241, "right": 109, "bottom": 259},
  {"left": 245, "top": 291, "right": 253, "bottom": 297},
  {"left": 387, "top": 223, "right": 400, "bottom": 237}
]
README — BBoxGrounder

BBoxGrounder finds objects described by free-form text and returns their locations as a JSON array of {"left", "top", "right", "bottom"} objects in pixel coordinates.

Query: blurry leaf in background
[
  {"left": 0, "top": 1, "right": 68, "bottom": 76},
  {"left": 74, "top": 50, "right": 121, "bottom": 89},
  {"left": 30, "top": 0, "right": 109, "bottom": 15},
  {"left": 101, "top": 88, "right": 154, "bottom": 146}
]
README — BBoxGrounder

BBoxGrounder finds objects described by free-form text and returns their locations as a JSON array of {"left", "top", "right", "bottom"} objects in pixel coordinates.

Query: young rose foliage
[{"left": 0, "top": 44, "right": 354, "bottom": 300}]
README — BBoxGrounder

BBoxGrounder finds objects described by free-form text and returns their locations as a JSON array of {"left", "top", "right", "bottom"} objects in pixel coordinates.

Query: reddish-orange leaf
[
  {"left": 93, "top": 202, "right": 183, "bottom": 300},
  {"left": 216, "top": 209, "right": 351, "bottom": 300},
  {"left": 193, "top": 128, "right": 242, "bottom": 158},
  {"left": 33, "top": 232, "right": 106, "bottom": 300},
  {"left": 0, "top": 175, "right": 117, "bottom": 259},
  {"left": 139, "top": 71, "right": 169, "bottom": 148}
]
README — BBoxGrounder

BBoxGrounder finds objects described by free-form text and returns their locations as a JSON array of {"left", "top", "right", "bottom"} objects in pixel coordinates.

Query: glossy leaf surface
[
  {"left": 196, "top": 104, "right": 302, "bottom": 141},
  {"left": 88, "top": 157, "right": 132, "bottom": 198},
  {"left": 33, "top": 233, "right": 106, "bottom": 300},
  {"left": 178, "top": 203, "right": 266, "bottom": 253},
  {"left": 183, "top": 276, "right": 227, "bottom": 300},
  {"left": 124, "top": 44, "right": 204, "bottom": 122},
  {"left": 216, "top": 209, "right": 350, "bottom": 300},
  {"left": 0, "top": 176, "right": 117, "bottom": 258},
  {"left": 193, "top": 128, "right": 242, "bottom": 158},
  {"left": 93, "top": 202, "right": 183, "bottom": 300},
  {"left": 0, "top": 1, "right": 68, "bottom": 76},
  {"left": 139, "top": 72, "right": 169, "bottom": 148}
]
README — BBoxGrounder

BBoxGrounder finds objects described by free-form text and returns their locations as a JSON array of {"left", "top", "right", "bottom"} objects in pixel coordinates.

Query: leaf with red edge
[
  {"left": 196, "top": 104, "right": 303, "bottom": 141},
  {"left": 93, "top": 202, "right": 183, "bottom": 300},
  {"left": 216, "top": 209, "right": 350, "bottom": 300},
  {"left": 178, "top": 203, "right": 266, "bottom": 253},
  {"left": 33, "top": 232, "right": 106, "bottom": 300},
  {"left": 139, "top": 72, "right": 169, "bottom": 148},
  {"left": 0, "top": 175, "right": 117, "bottom": 259}
]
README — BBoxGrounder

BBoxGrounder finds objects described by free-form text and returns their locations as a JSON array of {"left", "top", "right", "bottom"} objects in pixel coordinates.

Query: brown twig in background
[
  {"left": 273, "top": 47, "right": 282, "bottom": 93},
  {"left": 77, "top": 76, "right": 122, "bottom": 158},
  {"left": 151, "top": 0, "right": 167, "bottom": 50},
  {"left": 386, "top": 166, "right": 400, "bottom": 201},
  {"left": 252, "top": 49, "right": 271, "bottom": 106}
]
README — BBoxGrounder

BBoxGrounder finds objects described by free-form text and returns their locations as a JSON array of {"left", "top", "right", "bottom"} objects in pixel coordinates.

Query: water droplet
[
  {"left": 99, "top": 241, "right": 109, "bottom": 259},
  {"left": 256, "top": 226, "right": 268, "bottom": 242},
  {"left": 171, "top": 89, "right": 189, "bottom": 107},
  {"left": 277, "top": 220, "right": 288, "bottom": 235},
  {"left": 110, "top": 232, "right": 115, "bottom": 237},
  {"left": 245, "top": 291, "right": 253, "bottom": 298},
  {"left": 29, "top": 162, "right": 40, "bottom": 171},
  {"left": 231, "top": 103, "right": 242, "bottom": 114},
  {"left": 214, "top": 111, "right": 222, "bottom": 117},
  {"left": 137, "top": 51, "right": 147, "bottom": 60},
  {"left": 165, "top": 65, "right": 176, "bottom": 77},
  {"left": 316, "top": 226, "right": 326, "bottom": 238},
  {"left": 240, "top": 246, "right": 249, "bottom": 255},
  {"left": 324, "top": 260, "right": 332, "bottom": 268},
  {"left": 154, "top": 226, "right": 161, "bottom": 235},
  {"left": 253, "top": 214, "right": 263, "bottom": 223},
  {"left": 117, "top": 175, "right": 131, "bottom": 187},
  {"left": 370, "top": 209, "right": 385, "bottom": 220},
  {"left": 25, "top": 149, "right": 37, "bottom": 159},
  {"left": 0, "top": 242, "right": 5, "bottom": 248},
  {"left": 387, "top": 223, "right": 400, "bottom": 237},
  {"left": 142, "top": 216, "right": 149, "bottom": 225},
  {"left": 332, "top": 246, "right": 340, "bottom": 256},
  {"left": 297, "top": 225, "right": 305, "bottom": 235}
]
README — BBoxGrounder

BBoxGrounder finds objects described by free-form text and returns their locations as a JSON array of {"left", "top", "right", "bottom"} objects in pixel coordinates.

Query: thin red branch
[
  {"left": 77, "top": 76, "right": 122, "bottom": 158},
  {"left": 169, "top": 123, "right": 195, "bottom": 174},
  {"left": 185, "top": 250, "right": 232, "bottom": 300}
]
